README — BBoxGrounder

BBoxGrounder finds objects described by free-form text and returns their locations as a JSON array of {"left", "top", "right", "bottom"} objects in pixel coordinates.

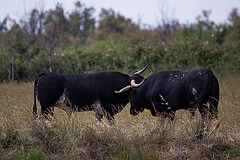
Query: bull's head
[
  {"left": 115, "top": 65, "right": 148, "bottom": 116},
  {"left": 115, "top": 64, "right": 148, "bottom": 93}
]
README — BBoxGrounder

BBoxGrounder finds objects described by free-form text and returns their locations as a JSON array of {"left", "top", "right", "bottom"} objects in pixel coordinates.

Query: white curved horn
[
  {"left": 115, "top": 85, "right": 131, "bottom": 93},
  {"left": 134, "top": 64, "right": 149, "bottom": 75},
  {"left": 131, "top": 79, "right": 145, "bottom": 88}
]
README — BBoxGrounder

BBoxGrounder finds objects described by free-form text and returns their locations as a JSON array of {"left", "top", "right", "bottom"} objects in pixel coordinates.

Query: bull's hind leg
[
  {"left": 91, "top": 100, "right": 104, "bottom": 122},
  {"left": 188, "top": 104, "right": 197, "bottom": 118},
  {"left": 208, "top": 96, "right": 219, "bottom": 119},
  {"left": 50, "top": 106, "right": 54, "bottom": 117},
  {"left": 209, "top": 74, "right": 219, "bottom": 119},
  {"left": 39, "top": 99, "right": 56, "bottom": 119},
  {"left": 40, "top": 105, "right": 54, "bottom": 119},
  {"left": 197, "top": 101, "right": 209, "bottom": 119},
  {"left": 193, "top": 87, "right": 209, "bottom": 119},
  {"left": 38, "top": 93, "right": 64, "bottom": 119}
]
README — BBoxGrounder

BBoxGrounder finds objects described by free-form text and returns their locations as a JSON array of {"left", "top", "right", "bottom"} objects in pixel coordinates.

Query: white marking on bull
[
  {"left": 57, "top": 89, "right": 67, "bottom": 103},
  {"left": 159, "top": 94, "right": 169, "bottom": 106},
  {"left": 159, "top": 94, "right": 166, "bottom": 101},
  {"left": 181, "top": 74, "right": 185, "bottom": 79},
  {"left": 192, "top": 88, "right": 200, "bottom": 100},
  {"left": 192, "top": 88, "right": 197, "bottom": 95},
  {"left": 168, "top": 74, "right": 173, "bottom": 82}
]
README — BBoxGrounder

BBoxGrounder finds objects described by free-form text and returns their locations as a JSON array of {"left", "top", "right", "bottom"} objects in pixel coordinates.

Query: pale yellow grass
[{"left": 0, "top": 73, "right": 240, "bottom": 159}]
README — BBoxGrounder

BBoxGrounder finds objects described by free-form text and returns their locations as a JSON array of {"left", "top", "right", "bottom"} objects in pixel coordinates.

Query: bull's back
[
  {"left": 144, "top": 69, "right": 213, "bottom": 108},
  {"left": 65, "top": 71, "right": 130, "bottom": 105}
]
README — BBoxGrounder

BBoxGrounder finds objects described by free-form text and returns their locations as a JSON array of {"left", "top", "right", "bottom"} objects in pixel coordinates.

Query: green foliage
[
  {"left": 225, "top": 28, "right": 240, "bottom": 41},
  {"left": 110, "top": 144, "right": 159, "bottom": 160},
  {"left": 14, "top": 149, "right": 44, "bottom": 160},
  {"left": 68, "top": 1, "right": 95, "bottom": 41},
  {"left": 96, "top": 8, "right": 139, "bottom": 41},
  {"left": 0, "top": 5, "right": 240, "bottom": 82}
]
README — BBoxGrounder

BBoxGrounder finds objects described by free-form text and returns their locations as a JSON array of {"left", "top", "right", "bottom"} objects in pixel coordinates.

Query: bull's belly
[
  {"left": 53, "top": 100, "right": 105, "bottom": 116},
  {"left": 167, "top": 99, "right": 196, "bottom": 111}
]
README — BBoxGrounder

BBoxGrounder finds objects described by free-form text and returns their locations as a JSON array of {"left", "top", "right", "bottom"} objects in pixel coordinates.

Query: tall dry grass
[{"left": 0, "top": 73, "right": 240, "bottom": 159}]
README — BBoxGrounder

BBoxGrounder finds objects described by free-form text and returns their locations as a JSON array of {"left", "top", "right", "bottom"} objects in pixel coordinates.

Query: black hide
[
  {"left": 129, "top": 69, "right": 219, "bottom": 120},
  {"left": 33, "top": 71, "right": 132, "bottom": 120}
]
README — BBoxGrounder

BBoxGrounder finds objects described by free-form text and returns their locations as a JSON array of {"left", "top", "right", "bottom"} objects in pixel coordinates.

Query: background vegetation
[{"left": 0, "top": 1, "right": 240, "bottom": 82}]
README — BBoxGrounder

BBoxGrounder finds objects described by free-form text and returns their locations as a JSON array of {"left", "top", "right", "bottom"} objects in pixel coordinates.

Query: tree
[
  {"left": 156, "top": 4, "right": 180, "bottom": 40},
  {"left": 225, "top": 8, "right": 240, "bottom": 42},
  {"left": 68, "top": 1, "right": 95, "bottom": 42},
  {"left": 0, "top": 16, "right": 11, "bottom": 81},
  {"left": 2, "top": 22, "right": 23, "bottom": 81},
  {"left": 81, "top": 6, "right": 95, "bottom": 39},
  {"left": 0, "top": 17, "right": 8, "bottom": 32},
  {"left": 38, "top": 3, "right": 68, "bottom": 72},
  {"left": 96, "top": 8, "right": 139, "bottom": 40},
  {"left": 228, "top": 8, "right": 240, "bottom": 29}
]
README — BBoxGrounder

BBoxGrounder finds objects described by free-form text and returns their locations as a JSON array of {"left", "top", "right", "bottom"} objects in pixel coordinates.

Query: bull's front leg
[
  {"left": 95, "top": 112, "right": 103, "bottom": 122},
  {"left": 91, "top": 100, "right": 105, "bottom": 122}
]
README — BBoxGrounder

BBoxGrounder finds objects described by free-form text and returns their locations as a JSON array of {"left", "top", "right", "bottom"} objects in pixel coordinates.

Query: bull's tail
[
  {"left": 207, "top": 70, "right": 219, "bottom": 119},
  {"left": 33, "top": 72, "right": 48, "bottom": 118}
]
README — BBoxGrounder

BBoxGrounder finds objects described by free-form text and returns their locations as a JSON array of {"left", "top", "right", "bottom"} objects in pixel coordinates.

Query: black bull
[
  {"left": 116, "top": 69, "right": 219, "bottom": 120},
  {"left": 33, "top": 66, "right": 147, "bottom": 121}
]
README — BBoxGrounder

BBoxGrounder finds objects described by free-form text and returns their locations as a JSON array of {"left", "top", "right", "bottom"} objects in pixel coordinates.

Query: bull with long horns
[{"left": 33, "top": 65, "right": 148, "bottom": 121}]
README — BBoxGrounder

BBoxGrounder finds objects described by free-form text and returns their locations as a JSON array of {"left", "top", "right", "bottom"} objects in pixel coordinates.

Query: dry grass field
[{"left": 0, "top": 72, "right": 240, "bottom": 159}]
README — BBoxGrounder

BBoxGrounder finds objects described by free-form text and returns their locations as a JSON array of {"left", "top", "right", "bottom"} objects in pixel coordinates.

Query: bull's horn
[
  {"left": 134, "top": 64, "right": 149, "bottom": 75},
  {"left": 115, "top": 85, "right": 131, "bottom": 93},
  {"left": 131, "top": 79, "right": 145, "bottom": 88}
]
